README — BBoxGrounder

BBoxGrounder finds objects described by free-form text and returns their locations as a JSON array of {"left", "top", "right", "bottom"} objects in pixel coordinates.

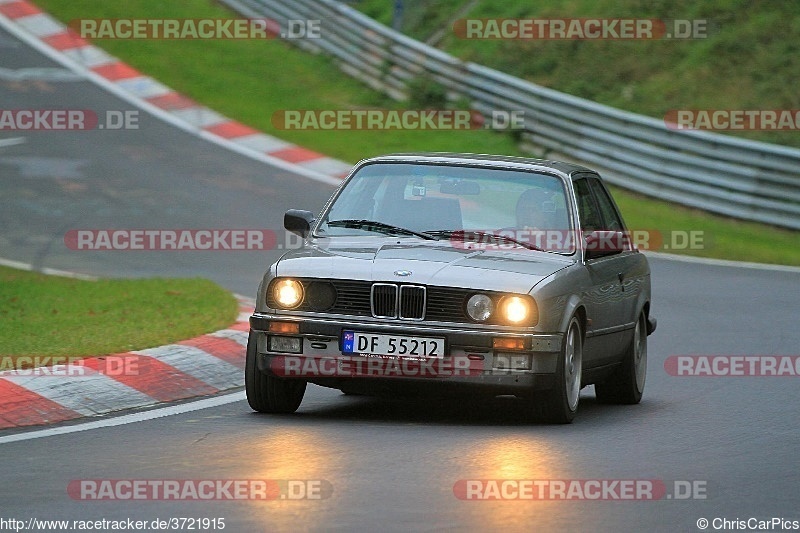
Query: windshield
[{"left": 316, "top": 162, "right": 574, "bottom": 253}]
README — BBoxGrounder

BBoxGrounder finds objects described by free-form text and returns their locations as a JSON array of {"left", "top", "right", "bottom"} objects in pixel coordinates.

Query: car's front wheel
[
  {"left": 530, "top": 316, "right": 583, "bottom": 424},
  {"left": 595, "top": 312, "right": 647, "bottom": 404},
  {"left": 245, "top": 331, "right": 306, "bottom": 413}
]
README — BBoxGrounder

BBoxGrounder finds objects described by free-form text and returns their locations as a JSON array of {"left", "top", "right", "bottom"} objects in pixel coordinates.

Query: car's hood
[{"left": 275, "top": 237, "right": 574, "bottom": 294}]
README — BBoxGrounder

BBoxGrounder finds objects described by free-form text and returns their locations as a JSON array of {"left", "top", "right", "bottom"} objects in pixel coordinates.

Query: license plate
[{"left": 342, "top": 331, "right": 445, "bottom": 358}]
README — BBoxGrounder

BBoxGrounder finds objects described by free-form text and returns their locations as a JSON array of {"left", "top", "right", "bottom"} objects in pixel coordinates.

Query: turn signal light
[
  {"left": 492, "top": 337, "right": 526, "bottom": 350},
  {"left": 269, "top": 321, "right": 300, "bottom": 334}
]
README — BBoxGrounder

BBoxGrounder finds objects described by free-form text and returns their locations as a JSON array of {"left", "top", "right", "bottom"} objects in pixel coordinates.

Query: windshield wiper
[
  {"left": 327, "top": 219, "right": 437, "bottom": 240},
  {"left": 425, "top": 230, "right": 545, "bottom": 252}
]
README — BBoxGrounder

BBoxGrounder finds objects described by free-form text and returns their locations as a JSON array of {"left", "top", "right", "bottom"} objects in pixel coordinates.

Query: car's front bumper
[{"left": 250, "top": 313, "right": 565, "bottom": 395}]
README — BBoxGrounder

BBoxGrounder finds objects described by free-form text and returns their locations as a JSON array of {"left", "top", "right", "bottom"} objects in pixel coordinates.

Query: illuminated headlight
[
  {"left": 466, "top": 294, "right": 494, "bottom": 322},
  {"left": 499, "top": 296, "right": 531, "bottom": 324},
  {"left": 273, "top": 279, "right": 304, "bottom": 309}
]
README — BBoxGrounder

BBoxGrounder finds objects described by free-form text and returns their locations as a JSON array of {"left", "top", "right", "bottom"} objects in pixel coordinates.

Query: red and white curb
[
  {"left": 0, "top": 0, "right": 353, "bottom": 183},
  {"left": 0, "top": 1, "right": 348, "bottom": 431},
  {"left": 0, "top": 295, "right": 253, "bottom": 430}
]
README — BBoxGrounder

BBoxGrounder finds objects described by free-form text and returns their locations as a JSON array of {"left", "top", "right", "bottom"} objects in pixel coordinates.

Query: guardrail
[{"left": 221, "top": 0, "right": 800, "bottom": 230}]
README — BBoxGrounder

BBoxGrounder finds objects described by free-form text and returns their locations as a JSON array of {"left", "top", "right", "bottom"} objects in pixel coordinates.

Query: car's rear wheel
[
  {"left": 595, "top": 312, "right": 647, "bottom": 404},
  {"left": 245, "top": 331, "right": 306, "bottom": 413},
  {"left": 530, "top": 316, "right": 582, "bottom": 424}
]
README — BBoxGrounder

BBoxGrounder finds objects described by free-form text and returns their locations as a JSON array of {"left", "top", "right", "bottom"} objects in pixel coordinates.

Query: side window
[
  {"left": 572, "top": 179, "right": 602, "bottom": 231},
  {"left": 587, "top": 179, "right": 624, "bottom": 231}
]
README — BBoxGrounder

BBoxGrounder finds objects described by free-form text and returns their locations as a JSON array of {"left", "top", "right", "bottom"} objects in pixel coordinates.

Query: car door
[
  {"left": 586, "top": 177, "right": 645, "bottom": 332},
  {"left": 572, "top": 175, "right": 628, "bottom": 365}
]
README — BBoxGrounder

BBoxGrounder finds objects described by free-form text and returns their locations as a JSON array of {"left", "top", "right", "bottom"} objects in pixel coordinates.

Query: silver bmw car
[{"left": 246, "top": 153, "right": 656, "bottom": 423}]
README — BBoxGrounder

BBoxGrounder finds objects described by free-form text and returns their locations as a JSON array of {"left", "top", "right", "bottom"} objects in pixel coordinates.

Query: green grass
[
  {"left": 358, "top": 0, "right": 800, "bottom": 148},
  {"left": 34, "top": 0, "right": 800, "bottom": 266},
  {"left": 36, "top": 0, "right": 520, "bottom": 162},
  {"left": 611, "top": 188, "right": 800, "bottom": 264},
  {"left": 0, "top": 266, "right": 238, "bottom": 361}
]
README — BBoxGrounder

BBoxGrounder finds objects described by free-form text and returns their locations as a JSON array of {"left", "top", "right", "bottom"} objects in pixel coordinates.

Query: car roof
[{"left": 357, "top": 152, "right": 597, "bottom": 178}]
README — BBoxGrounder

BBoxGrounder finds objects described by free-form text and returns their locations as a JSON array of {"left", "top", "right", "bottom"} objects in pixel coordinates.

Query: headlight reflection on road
[
  {"left": 246, "top": 429, "right": 334, "bottom": 481},
  {"left": 476, "top": 437, "right": 556, "bottom": 480},
  {"left": 452, "top": 437, "right": 562, "bottom": 530},
  {"left": 205, "top": 429, "right": 339, "bottom": 530},
  {"left": 215, "top": 428, "right": 340, "bottom": 508}
]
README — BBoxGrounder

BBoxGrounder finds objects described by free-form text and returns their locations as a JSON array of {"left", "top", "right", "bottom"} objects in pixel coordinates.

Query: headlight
[
  {"left": 466, "top": 294, "right": 493, "bottom": 322},
  {"left": 273, "top": 279, "right": 304, "bottom": 309},
  {"left": 305, "top": 281, "right": 336, "bottom": 311},
  {"left": 499, "top": 296, "right": 530, "bottom": 324}
]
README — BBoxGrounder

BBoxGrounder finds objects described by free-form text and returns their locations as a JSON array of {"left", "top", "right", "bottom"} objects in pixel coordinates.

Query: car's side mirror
[
  {"left": 284, "top": 209, "right": 315, "bottom": 238},
  {"left": 583, "top": 230, "right": 629, "bottom": 260}
]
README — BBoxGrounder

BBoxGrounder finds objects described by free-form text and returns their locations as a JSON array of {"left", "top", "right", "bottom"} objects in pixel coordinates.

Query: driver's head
[{"left": 516, "top": 188, "right": 555, "bottom": 229}]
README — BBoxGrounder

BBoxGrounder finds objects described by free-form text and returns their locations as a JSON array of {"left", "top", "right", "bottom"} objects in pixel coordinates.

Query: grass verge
[
  {"left": 0, "top": 266, "right": 238, "bottom": 362},
  {"left": 358, "top": 0, "right": 800, "bottom": 148},
  {"left": 34, "top": 0, "right": 800, "bottom": 266}
]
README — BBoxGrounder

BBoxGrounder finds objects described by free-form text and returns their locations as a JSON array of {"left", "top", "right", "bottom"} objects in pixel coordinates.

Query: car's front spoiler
[
  {"left": 256, "top": 352, "right": 558, "bottom": 395},
  {"left": 250, "top": 312, "right": 564, "bottom": 395}
]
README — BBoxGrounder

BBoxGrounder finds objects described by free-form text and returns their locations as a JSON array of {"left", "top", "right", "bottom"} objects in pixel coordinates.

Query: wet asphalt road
[{"left": 1, "top": 25, "right": 799, "bottom": 533}]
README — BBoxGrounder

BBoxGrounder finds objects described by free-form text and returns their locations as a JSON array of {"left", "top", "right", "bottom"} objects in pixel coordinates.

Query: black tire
[
  {"left": 530, "top": 316, "right": 583, "bottom": 424},
  {"left": 245, "top": 331, "right": 306, "bottom": 413},
  {"left": 595, "top": 312, "right": 647, "bottom": 405}
]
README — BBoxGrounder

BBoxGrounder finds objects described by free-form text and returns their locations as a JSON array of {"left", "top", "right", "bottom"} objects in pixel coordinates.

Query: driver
[
  {"left": 516, "top": 188, "right": 558, "bottom": 230},
  {"left": 514, "top": 188, "right": 571, "bottom": 252}
]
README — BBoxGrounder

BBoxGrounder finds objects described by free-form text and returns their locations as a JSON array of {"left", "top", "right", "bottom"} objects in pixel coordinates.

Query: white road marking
[
  {"left": 644, "top": 251, "right": 800, "bottom": 273},
  {"left": 0, "top": 391, "right": 246, "bottom": 444},
  {"left": 134, "top": 344, "right": 242, "bottom": 390},
  {"left": 211, "top": 328, "right": 249, "bottom": 347},
  {"left": 13, "top": 12, "right": 62, "bottom": 37},
  {"left": 1, "top": 370, "right": 156, "bottom": 416},
  {"left": 0, "top": 256, "right": 97, "bottom": 280},
  {"left": 0, "top": 13, "right": 343, "bottom": 186},
  {"left": 0, "top": 136, "right": 25, "bottom": 148},
  {"left": 0, "top": 65, "right": 82, "bottom": 81}
]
